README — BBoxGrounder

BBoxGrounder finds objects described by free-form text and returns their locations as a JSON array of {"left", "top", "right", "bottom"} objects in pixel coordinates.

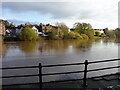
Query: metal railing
[{"left": 1, "top": 58, "right": 120, "bottom": 89}]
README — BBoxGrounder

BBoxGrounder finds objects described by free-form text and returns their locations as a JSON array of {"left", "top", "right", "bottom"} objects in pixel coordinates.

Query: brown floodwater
[{"left": 1, "top": 39, "right": 119, "bottom": 85}]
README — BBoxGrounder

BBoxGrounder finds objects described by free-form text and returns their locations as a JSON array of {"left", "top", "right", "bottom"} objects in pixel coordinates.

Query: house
[
  {"left": 36, "top": 23, "right": 53, "bottom": 36},
  {"left": 16, "top": 24, "right": 39, "bottom": 35},
  {"left": 7, "top": 24, "right": 16, "bottom": 37},
  {"left": 0, "top": 20, "right": 6, "bottom": 36},
  {"left": 16, "top": 24, "right": 24, "bottom": 35},
  {"left": 35, "top": 24, "right": 42, "bottom": 35},
  {"left": 32, "top": 26, "right": 39, "bottom": 34}
]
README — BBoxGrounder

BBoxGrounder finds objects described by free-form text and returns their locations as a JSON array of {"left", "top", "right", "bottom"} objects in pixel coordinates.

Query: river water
[{"left": 1, "top": 38, "right": 119, "bottom": 85}]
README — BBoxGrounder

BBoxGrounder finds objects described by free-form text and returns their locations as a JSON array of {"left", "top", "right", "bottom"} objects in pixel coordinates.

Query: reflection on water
[
  {"left": 2, "top": 39, "right": 95, "bottom": 57},
  {"left": 19, "top": 41, "right": 39, "bottom": 55},
  {"left": 2, "top": 38, "right": 119, "bottom": 58},
  {"left": 2, "top": 39, "right": 119, "bottom": 85},
  {"left": 1, "top": 41, "right": 7, "bottom": 57}
]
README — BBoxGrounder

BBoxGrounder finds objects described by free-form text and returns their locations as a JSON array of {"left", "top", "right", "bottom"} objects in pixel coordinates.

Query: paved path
[
  {"left": 42, "top": 73, "right": 120, "bottom": 90},
  {"left": 2, "top": 73, "right": 120, "bottom": 90}
]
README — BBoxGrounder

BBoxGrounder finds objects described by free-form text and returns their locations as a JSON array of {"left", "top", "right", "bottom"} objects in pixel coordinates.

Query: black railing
[{"left": 1, "top": 58, "right": 120, "bottom": 90}]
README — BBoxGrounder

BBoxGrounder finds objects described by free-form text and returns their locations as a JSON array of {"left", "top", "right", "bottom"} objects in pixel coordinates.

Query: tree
[
  {"left": 115, "top": 28, "right": 120, "bottom": 39},
  {"left": 47, "top": 27, "right": 59, "bottom": 40},
  {"left": 103, "top": 28, "right": 116, "bottom": 38},
  {"left": 73, "top": 22, "right": 94, "bottom": 38},
  {"left": 56, "top": 23, "right": 69, "bottom": 39},
  {"left": 19, "top": 27, "right": 38, "bottom": 41},
  {"left": 103, "top": 28, "right": 109, "bottom": 36}
]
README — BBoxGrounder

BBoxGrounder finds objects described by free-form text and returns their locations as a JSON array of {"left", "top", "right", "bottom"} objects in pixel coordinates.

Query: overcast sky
[{"left": 1, "top": 0, "right": 119, "bottom": 29}]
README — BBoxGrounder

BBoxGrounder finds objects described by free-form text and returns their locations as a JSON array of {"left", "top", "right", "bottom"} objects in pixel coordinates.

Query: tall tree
[
  {"left": 19, "top": 27, "right": 38, "bottom": 41},
  {"left": 56, "top": 22, "right": 69, "bottom": 39},
  {"left": 73, "top": 22, "right": 94, "bottom": 38}
]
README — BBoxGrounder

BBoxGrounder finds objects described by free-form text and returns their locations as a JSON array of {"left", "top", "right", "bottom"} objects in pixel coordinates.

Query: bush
[
  {"left": 68, "top": 31, "right": 76, "bottom": 39},
  {"left": 68, "top": 31, "right": 83, "bottom": 39},
  {"left": 19, "top": 27, "right": 38, "bottom": 41},
  {"left": 81, "top": 34, "right": 89, "bottom": 39},
  {"left": 74, "top": 32, "right": 83, "bottom": 39}
]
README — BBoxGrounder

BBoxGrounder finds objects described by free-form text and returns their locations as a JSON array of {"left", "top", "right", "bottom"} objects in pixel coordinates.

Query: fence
[{"left": 1, "top": 58, "right": 120, "bottom": 89}]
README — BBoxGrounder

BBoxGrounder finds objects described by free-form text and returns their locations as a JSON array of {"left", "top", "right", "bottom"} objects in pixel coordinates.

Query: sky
[{"left": 1, "top": 0, "right": 119, "bottom": 29}]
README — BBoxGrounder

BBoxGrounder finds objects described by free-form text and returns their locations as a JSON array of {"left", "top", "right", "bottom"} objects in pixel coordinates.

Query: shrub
[
  {"left": 74, "top": 32, "right": 83, "bottom": 39},
  {"left": 81, "top": 34, "right": 89, "bottom": 39},
  {"left": 68, "top": 31, "right": 75, "bottom": 39},
  {"left": 68, "top": 31, "right": 83, "bottom": 39}
]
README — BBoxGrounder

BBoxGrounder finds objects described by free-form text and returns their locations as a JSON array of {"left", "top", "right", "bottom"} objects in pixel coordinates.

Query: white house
[{"left": 32, "top": 26, "right": 39, "bottom": 34}]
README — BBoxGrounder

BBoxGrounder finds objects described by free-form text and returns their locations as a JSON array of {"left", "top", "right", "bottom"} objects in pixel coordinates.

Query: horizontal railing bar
[
  {"left": 42, "top": 62, "right": 84, "bottom": 68},
  {"left": 1, "top": 59, "right": 119, "bottom": 70},
  {"left": 2, "top": 82, "right": 39, "bottom": 87},
  {"left": 88, "top": 66, "right": 120, "bottom": 72},
  {"left": 42, "top": 70, "right": 84, "bottom": 76},
  {"left": 43, "top": 78, "right": 83, "bottom": 84},
  {"left": 2, "top": 66, "right": 119, "bottom": 78},
  {"left": 89, "top": 58, "right": 120, "bottom": 64},
  {"left": 1, "top": 74, "right": 39, "bottom": 78},
  {"left": 1, "top": 66, "right": 39, "bottom": 70}
]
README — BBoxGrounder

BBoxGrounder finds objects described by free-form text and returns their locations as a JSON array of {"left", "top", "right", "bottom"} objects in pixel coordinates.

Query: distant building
[
  {"left": 32, "top": 26, "right": 39, "bottom": 34},
  {"left": 8, "top": 24, "right": 16, "bottom": 37},
  {"left": 0, "top": 20, "right": 6, "bottom": 36}
]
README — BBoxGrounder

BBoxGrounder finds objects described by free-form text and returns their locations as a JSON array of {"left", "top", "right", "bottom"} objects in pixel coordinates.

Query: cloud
[
  {"left": 6, "top": 19, "right": 40, "bottom": 25},
  {"left": 7, "top": 19, "right": 29, "bottom": 25},
  {"left": 2, "top": 2, "right": 101, "bottom": 19},
  {"left": 2, "top": 0, "right": 119, "bottom": 29}
]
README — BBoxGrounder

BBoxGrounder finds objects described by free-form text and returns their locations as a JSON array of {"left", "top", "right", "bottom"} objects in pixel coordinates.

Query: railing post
[
  {"left": 39, "top": 63, "right": 42, "bottom": 90},
  {"left": 82, "top": 60, "right": 88, "bottom": 87}
]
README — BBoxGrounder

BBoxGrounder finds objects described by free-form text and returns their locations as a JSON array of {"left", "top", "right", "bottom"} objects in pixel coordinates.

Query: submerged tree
[
  {"left": 73, "top": 22, "right": 94, "bottom": 38},
  {"left": 103, "top": 28, "right": 116, "bottom": 38},
  {"left": 56, "top": 22, "right": 69, "bottom": 39},
  {"left": 19, "top": 27, "right": 38, "bottom": 41},
  {"left": 115, "top": 28, "right": 120, "bottom": 39}
]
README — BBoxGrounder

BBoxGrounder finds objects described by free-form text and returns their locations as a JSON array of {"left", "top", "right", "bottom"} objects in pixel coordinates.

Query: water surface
[{"left": 1, "top": 39, "right": 119, "bottom": 84}]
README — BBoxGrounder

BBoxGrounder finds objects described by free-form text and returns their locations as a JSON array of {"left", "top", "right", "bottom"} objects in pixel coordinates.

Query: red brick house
[{"left": 0, "top": 20, "right": 6, "bottom": 36}]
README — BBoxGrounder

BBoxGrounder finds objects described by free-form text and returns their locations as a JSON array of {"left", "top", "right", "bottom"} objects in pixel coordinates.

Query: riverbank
[{"left": 2, "top": 35, "right": 115, "bottom": 42}]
